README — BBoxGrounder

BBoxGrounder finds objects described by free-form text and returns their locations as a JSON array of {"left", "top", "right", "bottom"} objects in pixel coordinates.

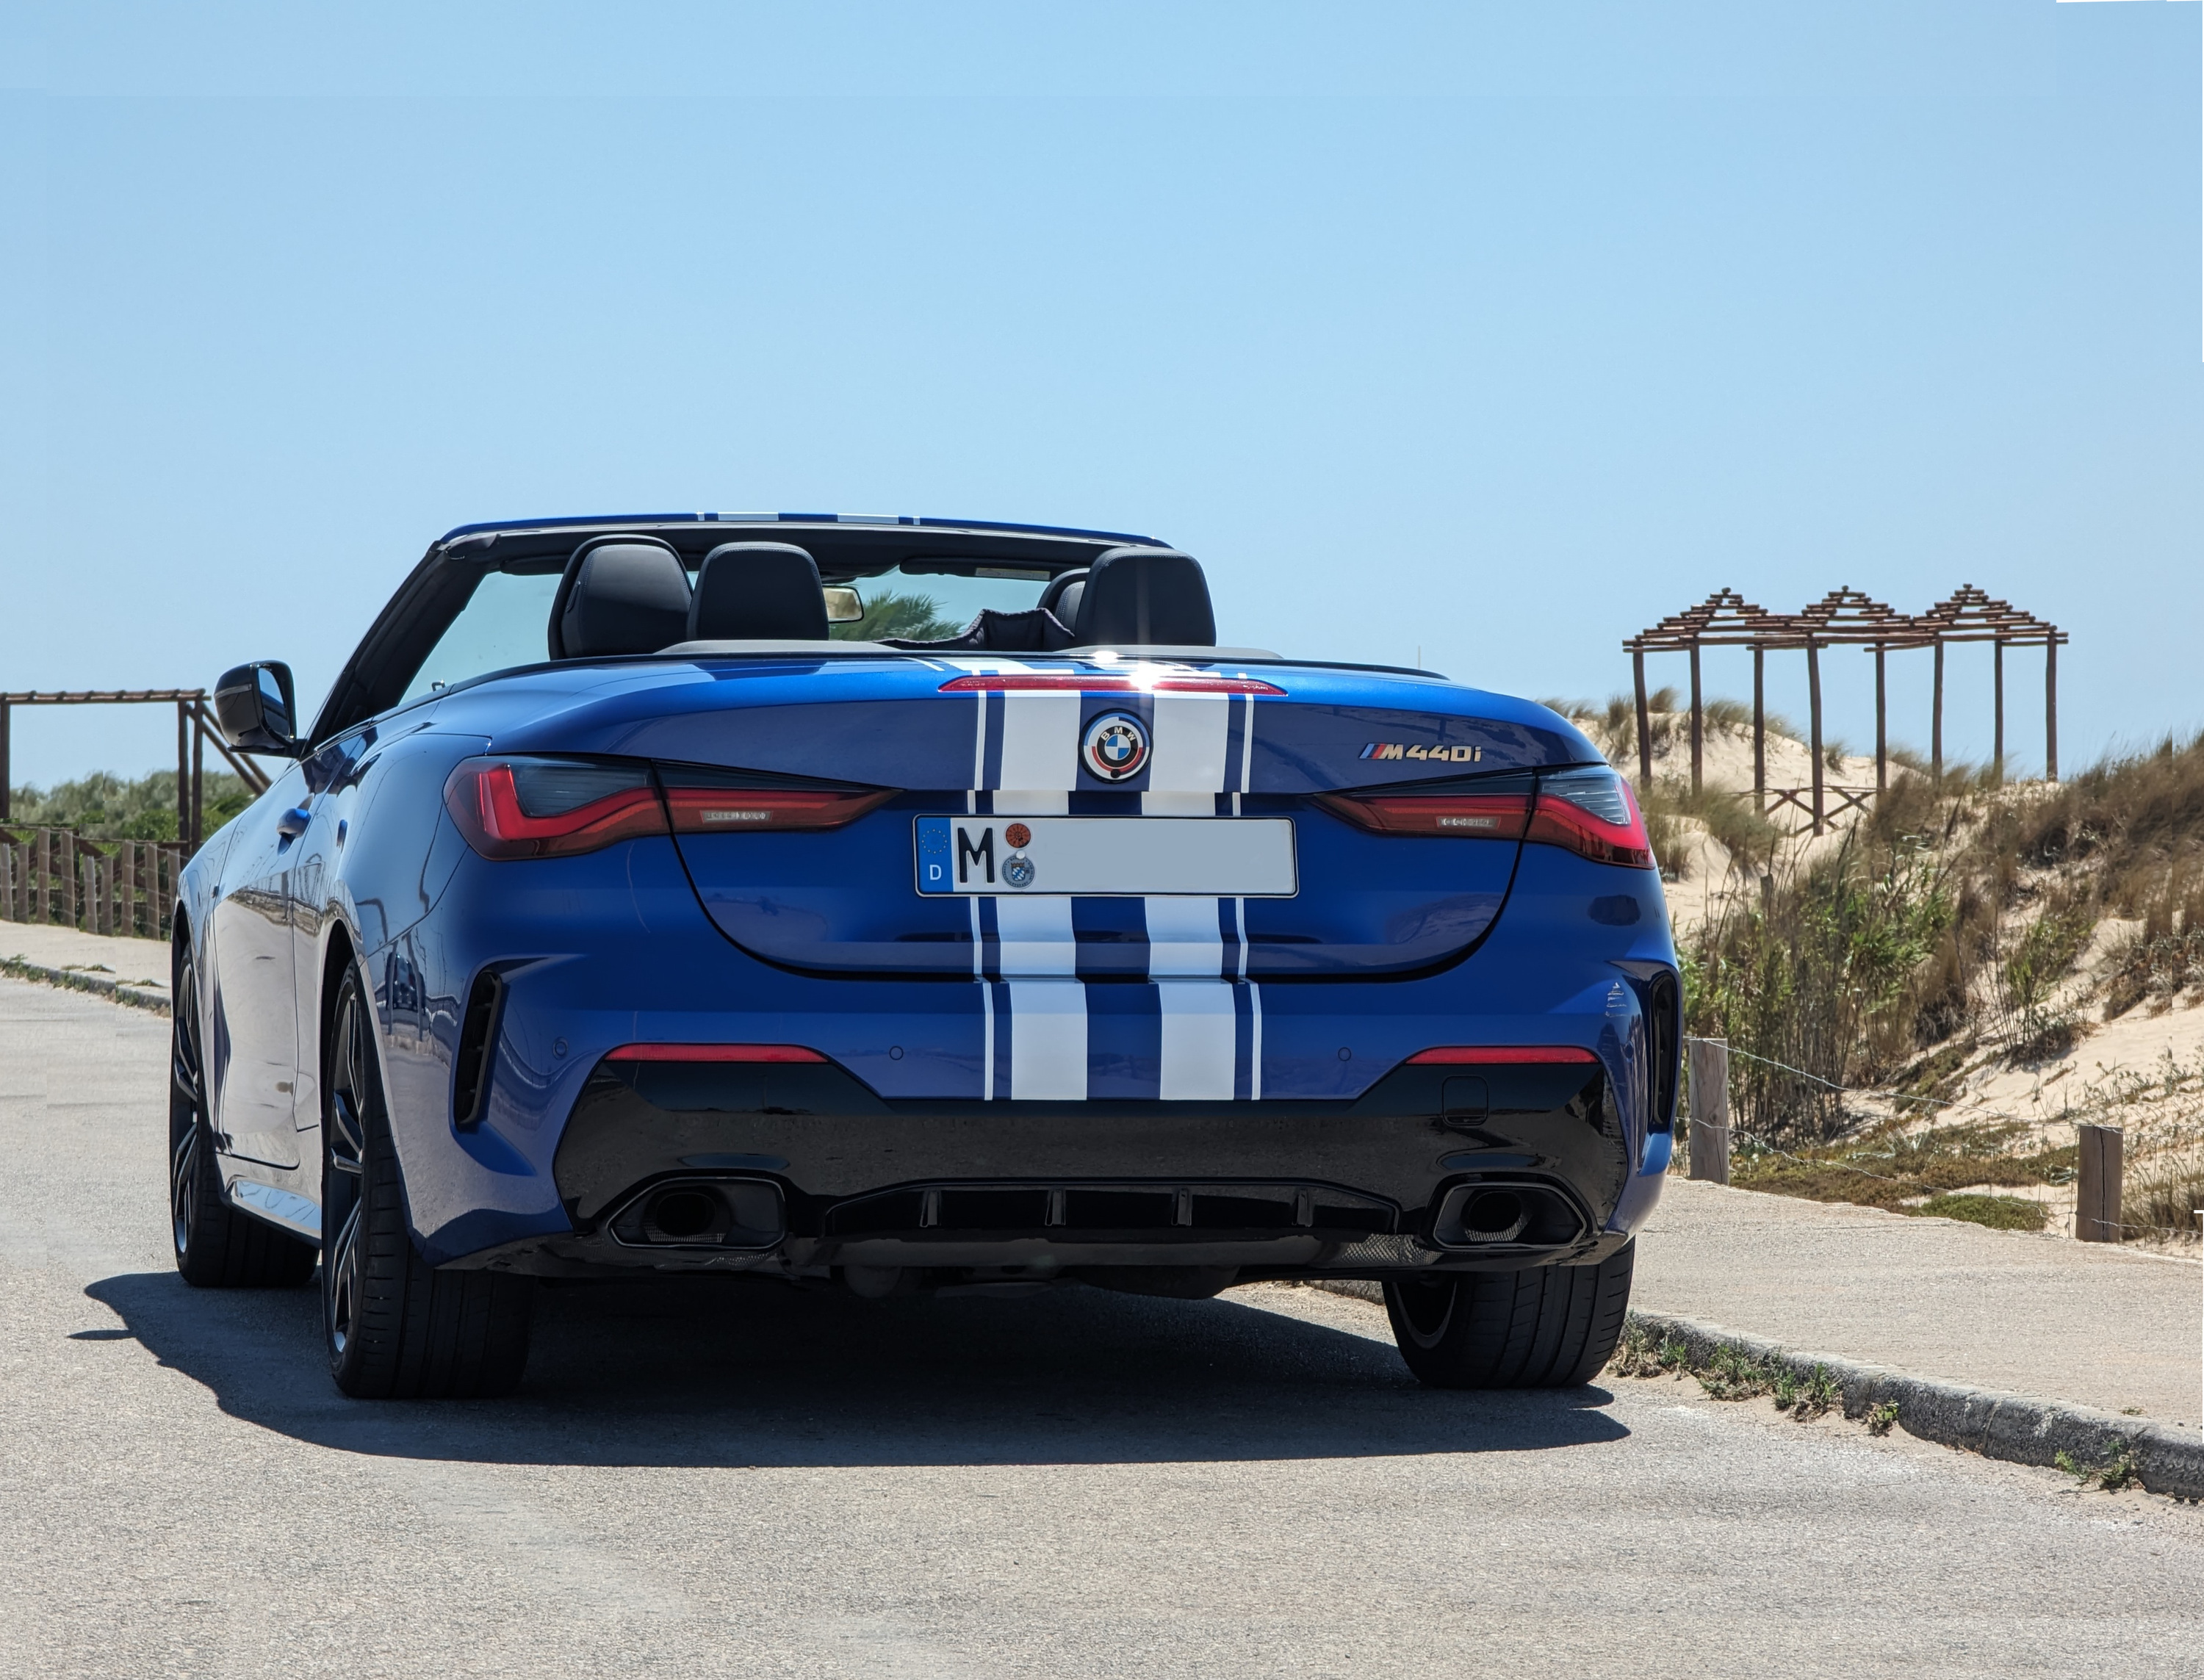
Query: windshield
[
  {"left": 398, "top": 569, "right": 563, "bottom": 707},
  {"left": 828, "top": 566, "right": 1054, "bottom": 641},
  {"left": 391, "top": 559, "right": 1067, "bottom": 708}
]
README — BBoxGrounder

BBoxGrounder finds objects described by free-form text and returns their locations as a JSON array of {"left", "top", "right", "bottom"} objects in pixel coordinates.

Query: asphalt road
[{"left": 4, "top": 974, "right": 2202, "bottom": 1679}]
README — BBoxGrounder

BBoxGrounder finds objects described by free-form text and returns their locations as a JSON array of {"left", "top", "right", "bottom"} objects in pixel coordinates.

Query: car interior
[
  {"left": 549, "top": 535, "right": 1218, "bottom": 660},
  {"left": 314, "top": 522, "right": 1236, "bottom": 741}
]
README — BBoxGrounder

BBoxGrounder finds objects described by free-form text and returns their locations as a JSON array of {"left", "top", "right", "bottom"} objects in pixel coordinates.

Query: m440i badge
[{"left": 1362, "top": 743, "right": 1483, "bottom": 763}]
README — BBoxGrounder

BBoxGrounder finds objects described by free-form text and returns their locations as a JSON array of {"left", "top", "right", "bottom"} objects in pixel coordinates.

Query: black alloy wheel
[
  {"left": 1383, "top": 1240, "right": 1636, "bottom": 1389},
  {"left": 169, "top": 947, "right": 316, "bottom": 1288},
  {"left": 322, "top": 964, "right": 535, "bottom": 1399}
]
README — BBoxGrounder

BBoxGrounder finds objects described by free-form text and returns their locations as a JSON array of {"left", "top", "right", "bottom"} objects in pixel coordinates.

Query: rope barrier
[{"left": 1678, "top": 1035, "right": 2203, "bottom": 1240}]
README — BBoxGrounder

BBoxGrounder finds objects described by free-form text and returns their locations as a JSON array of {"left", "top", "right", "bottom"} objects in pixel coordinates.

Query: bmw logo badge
[{"left": 1081, "top": 711, "right": 1150, "bottom": 782}]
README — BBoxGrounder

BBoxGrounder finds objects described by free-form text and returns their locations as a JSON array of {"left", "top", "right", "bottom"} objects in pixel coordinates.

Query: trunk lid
[{"left": 470, "top": 655, "right": 1602, "bottom": 979}]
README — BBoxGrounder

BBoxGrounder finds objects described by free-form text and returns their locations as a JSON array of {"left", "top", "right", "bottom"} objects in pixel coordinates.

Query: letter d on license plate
[{"left": 915, "top": 816, "right": 1296, "bottom": 897}]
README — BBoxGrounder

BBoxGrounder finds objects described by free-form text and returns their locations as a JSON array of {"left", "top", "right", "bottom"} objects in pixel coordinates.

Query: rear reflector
[
  {"left": 604, "top": 1044, "right": 829, "bottom": 1063},
  {"left": 1408, "top": 1045, "right": 1599, "bottom": 1064},
  {"left": 939, "top": 673, "right": 1285, "bottom": 695}
]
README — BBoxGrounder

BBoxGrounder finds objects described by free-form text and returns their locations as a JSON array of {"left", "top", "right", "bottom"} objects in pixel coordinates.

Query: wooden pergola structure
[
  {"left": 1624, "top": 585, "right": 2066, "bottom": 833},
  {"left": 0, "top": 689, "right": 270, "bottom": 851}
]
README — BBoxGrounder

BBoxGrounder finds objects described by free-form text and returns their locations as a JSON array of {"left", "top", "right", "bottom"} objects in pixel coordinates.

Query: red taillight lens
[
  {"left": 1407, "top": 1045, "right": 1599, "bottom": 1065},
  {"left": 660, "top": 782, "right": 893, "bottom": 832},
  {"left": 938, "top": 673, "right": 1285, "bottom": 695},
  {"left": 604, "top": 1043, "right": 827, "bottom": 1063},
  {"left": 1528, "top": 771, "right": 1654, "bottom": 869},
  {"left": 1317, "top": 767, "right": 1654, "bottom": 869},
  {"left": 1314, "top": 791, "right": 1530, "bottom": 838},
  {"left": 444, "top": 759, "right": 668, "bottom": 860}
]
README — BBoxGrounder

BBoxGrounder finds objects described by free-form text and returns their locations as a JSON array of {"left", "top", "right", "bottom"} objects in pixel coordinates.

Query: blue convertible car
[{"left": 174, "top": 513, "right": 1679, "bottom": 1398}]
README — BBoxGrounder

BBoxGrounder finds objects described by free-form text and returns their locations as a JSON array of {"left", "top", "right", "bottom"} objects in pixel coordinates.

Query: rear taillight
[
  {"left": 1317, "top": 765, "right": 1653, "bottom": 869},
  {"left": 1528, "top": 768, "right": 1654, "bottom": 869},
  {"left": 658, "top": 769, "right": 893, "bottom": 833},
  {"left": 1314, "top": 790, "right": 1530, "bottom": 838},
  {"left": 444, "top": 758, "right": 666, "bottom": 860},
  {"left": 445, "top": 757, "right": 896, "bottom": 859}
]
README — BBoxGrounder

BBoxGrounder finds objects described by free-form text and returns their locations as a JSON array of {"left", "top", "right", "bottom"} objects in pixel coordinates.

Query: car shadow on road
[{"left": 84, "top": 1270, "right": 1629, "bottom": 1468}]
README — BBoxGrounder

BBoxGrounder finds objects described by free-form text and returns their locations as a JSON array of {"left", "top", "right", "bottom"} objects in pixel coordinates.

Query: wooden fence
[{"left": 0, "top": 826, "right": 190, "bottom": 941}]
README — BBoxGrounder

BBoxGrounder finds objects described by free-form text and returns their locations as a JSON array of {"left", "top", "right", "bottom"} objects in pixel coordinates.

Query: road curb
[
  {"left": 1622, "top": 1309, "right": 2203, "bottom": 1500},
  {"left": 1, "top": 955, "right": 170, "bottom": 1015},
  {"left": 1306, "top": 1282, "right": 2203, "bottom": 1500}
]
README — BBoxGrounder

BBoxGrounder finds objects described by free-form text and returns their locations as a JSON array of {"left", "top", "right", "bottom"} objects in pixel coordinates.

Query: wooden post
[
  {"left": 1687, "top": 1039, "right": 1732, "bottom": 1186},
  {"left": 31, "top": 830, "right": 47, "bottom": 925},
  {"left": 1992, "top": 638, "right": 2005, "bottom": 787},
  {"left": 1931, "top": 638, "right": 1945, "bottom": 786},
  {"left": 2036, "top": 630, "right": 2054, "bottom": 780},
  {"left": 2075, "top": 1123, "right": 2123, "bottom": 1242},
  {"left": 120, "top": 840, "right": 137, "bottom": 939},
  {"left": 1873, "top": 643, "right": 1887, "bottom": 793},
  {"left": 0, "top": 696, "right": 10, "bottom": 820},
  {"left": 190, "top": 718, "right": 204, "bottom": 851},
  {"left": 1752, "top": 646, "right": 1766, "bottom": 813},
  {"left": 1632, "top": 649, "right": 1652, "bottom": 792},
  {"left": 176, "top": 701, "right": 190, "bottom": 845},
  {"left": 1807, "top": 639, "right": 1824, "bottom": 834},
  {"left": 1688, "top": 641, "right": 1704, "bottom": 796},
  {"left": 63, "top": 836, "right": 78, "bottom": 929}
]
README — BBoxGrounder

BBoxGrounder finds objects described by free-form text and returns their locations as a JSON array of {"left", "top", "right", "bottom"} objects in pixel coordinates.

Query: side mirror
[
  {"left": 822, "top": 586, "right": 865, "bottom": 625},
  {"left": 214, "top": 661, "right": 305, "bottom": 757}
]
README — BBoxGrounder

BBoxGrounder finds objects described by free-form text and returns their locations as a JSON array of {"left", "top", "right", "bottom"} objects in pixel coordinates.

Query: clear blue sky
[{"left": 2, "top": 2, "right": 2197, "bottom": 787}]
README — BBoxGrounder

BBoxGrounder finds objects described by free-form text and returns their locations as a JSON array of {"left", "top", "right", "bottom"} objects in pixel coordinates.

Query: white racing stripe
[
  {"left": 1156, "top": 981, "right": 1237, "bottom": 1100},
  {"left": 1145, "top": 693, "right": 1232, "bottom": 793},
  {"left": 995, "top": 791, "right": 1070, "bottom": 816},
  {"left": 1006, "top": 980, "right": 1087, "bottom": 1100},
  {"left": 1139, "top": 792, "right": 1214, "bottom": 815},
  {"left": 995, "top": 895, "right": 1077, "bottom": 976},
  {"left": 1144, "top": 896, "right": 1225, "bottom": 978},
  {"left": 1000, "top": 692, "right": 1081, "bottom": 790}
]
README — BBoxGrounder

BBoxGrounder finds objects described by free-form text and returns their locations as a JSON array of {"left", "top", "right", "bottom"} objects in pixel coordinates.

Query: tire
[
  {"left": 323, "top": 964, "right": 534, "bottom": 1399},
  {"left": 1383, "top": 1240, "right": 1635, "bottom": 1390},
  {"left": 170, "top": 947, "right": 317, "bottom": 1288}
]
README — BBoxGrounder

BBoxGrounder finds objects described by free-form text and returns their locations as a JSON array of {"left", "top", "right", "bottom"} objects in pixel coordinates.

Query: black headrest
[
  {"left": 688, "top": 543, "right": 829, "bottom": 641},
  {"left": 1037, "top": 568, "right": 1088, "bottom": 616},
  {"left": 1071, "top": 547, "right": 1215, "bottom": 647},
  {"left": 548, "top": 536, "right": 692, "bottom": 659}
]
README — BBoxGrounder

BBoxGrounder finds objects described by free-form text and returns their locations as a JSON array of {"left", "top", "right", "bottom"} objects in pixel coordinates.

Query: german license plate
[{"left": 915, "top": 816, "right": 1297, "bottom": 897}]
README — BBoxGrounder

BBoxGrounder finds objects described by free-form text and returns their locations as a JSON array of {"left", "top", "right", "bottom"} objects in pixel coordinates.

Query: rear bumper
[
  {"left": 370, "top": 837, "right": 1676, "bottom": 1268},
  {"left": 448, "top": 1056, "right": 1636, "bottom": 1280}
]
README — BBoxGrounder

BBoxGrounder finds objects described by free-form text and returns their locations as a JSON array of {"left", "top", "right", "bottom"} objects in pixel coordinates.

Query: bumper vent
[
  {"left": 451, "top": 969, "right": 506, "bottom": 1130},
  {"left": 824, "top": 1181, "right": 1394, "bottom": 1241},
  {"left": 1645, "top": 969, "right": 1681, "bottom": 1133}
]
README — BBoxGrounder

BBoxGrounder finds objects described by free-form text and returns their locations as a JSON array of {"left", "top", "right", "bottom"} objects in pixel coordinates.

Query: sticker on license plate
[{"left": 914, "top": 816, "right": 1297, "bottom": 897}]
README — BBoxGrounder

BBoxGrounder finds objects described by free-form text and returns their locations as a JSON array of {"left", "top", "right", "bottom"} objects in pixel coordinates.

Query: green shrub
[{"left": 1906, "top": 1193, "right": 2048, "bottom": 1232}]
